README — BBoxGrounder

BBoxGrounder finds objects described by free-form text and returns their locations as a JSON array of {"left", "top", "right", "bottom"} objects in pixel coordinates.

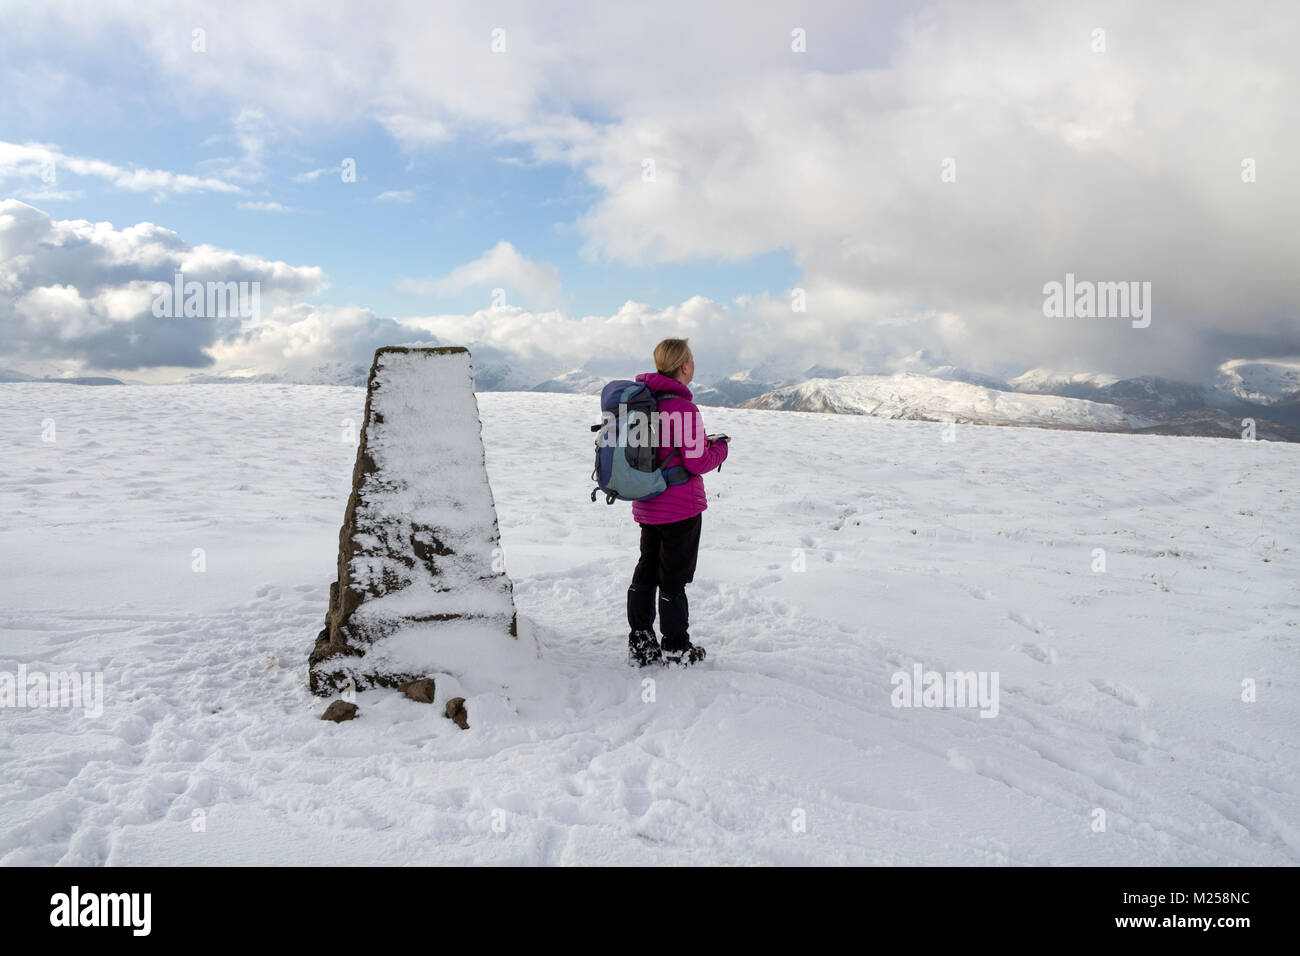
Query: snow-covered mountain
[
  {"left": 187, "top": 361, "right": 372, "bottom": 387},
  {"left": 740, "top": 372, "right": 1137, "bottom": 430},
  {"left": 0, "top": 368, "right": 124, "bottom": 385},
  {"left": 525, "top": 365, "right": 789, "bottom": 407},
  {"left": 698, "top": 369, "right": 784, "bottom": 407},
  {"left": 923, "top": 364, "right": 1010, "bottom": 390},
  {"left": 1011, "top": 370, "right": 1257, "bottom": 418},
  {"left": 184, "top": 354, "right": 568, "bottom": 391},
  {"left": 802, "top": 363, "right": 854, "bottom": 380},
  {"left": 1216, "top": 360, "right": 1300, "bottom": 405},
  {"left": 530, "top": 369, "right": 606, "bottom": 394},
  {"left": 1100, "top": 375, "right": 1244, "bottom": 411},
  {"left": 25, "top": 353, "right": 1300, "bottom": 442},
  {"left": 1008, "top": 368, "right": 1120, "bottom": 394}
]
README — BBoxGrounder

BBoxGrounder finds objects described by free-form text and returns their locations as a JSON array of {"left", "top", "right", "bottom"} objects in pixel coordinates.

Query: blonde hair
[{"left": 654, "top": 338, "right": 692, "bottom": 377}]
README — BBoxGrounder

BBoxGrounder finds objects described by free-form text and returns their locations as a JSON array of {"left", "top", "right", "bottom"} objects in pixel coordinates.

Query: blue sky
[{"left": 1, "top": 108, "right": 799, "bottom": 321}]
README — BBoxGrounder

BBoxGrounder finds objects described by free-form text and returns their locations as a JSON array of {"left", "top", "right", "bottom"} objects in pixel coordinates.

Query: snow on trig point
[{"left": 309, "top": 346, "right": 522, "bottom": 723}]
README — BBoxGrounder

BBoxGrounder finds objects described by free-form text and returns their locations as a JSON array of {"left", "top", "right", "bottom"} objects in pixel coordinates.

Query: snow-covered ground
[{"left": 1, "top": 382, "right": 1297, "bottom": 865}]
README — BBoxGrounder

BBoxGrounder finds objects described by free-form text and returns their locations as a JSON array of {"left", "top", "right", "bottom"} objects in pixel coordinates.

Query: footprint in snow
[
  {"left": 1008, "top": 610, "right": 1054, "bottom": 637},
  {"left": 1090, "top": 678, "right": 1151, "bottom": 709},
  {"left": 1014, "top": 642, "right": 1058, "bottom": 664},
  {"left": 830, "top": 508, "right": 860, "bottom": 531}
]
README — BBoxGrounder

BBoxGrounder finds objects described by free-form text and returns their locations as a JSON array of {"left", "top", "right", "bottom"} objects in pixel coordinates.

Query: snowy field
[{"left": 1, "top": 382, "right": 1297, "bottom": 866}]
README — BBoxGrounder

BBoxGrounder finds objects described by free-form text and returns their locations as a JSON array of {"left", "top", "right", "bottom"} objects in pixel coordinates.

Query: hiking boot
[
  {"left": 658, "top": 590, "right": 706, "bottom": 665},
  {"left": 628, "top": 628, "right": 663, "bottom": 667},
  {"left": 661, "top": 636, "right": 707, "bottom": 666}
]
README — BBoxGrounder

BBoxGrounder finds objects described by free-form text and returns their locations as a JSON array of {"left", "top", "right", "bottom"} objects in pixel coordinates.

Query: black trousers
[{"left": 631, "top": 514, "right": 702, "bottom": 594}]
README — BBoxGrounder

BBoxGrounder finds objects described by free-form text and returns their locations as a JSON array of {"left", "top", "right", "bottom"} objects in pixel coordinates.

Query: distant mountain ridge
[
  {"left": 0, "top": 369, "right": 124, "bottom": 386},
  {"left": 739, "top": 372, "right": 1138, "bottom": 430},
  {"left": 740, "top": 365, "right": 1300, "bottom": 442},
  {"left": 10, "top": 356, "right": 1298, "bottom": 442}
]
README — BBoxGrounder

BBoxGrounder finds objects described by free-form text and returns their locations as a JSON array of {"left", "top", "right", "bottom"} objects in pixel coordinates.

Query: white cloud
[
  {"left": 0, "top": 141, "right": 241, "bottom": 196},
  {"left": 378, "top": 114, "right": 451, "bottom": 149},
  {"left": 399, "top": 241, "right": 563, "bottom": 307},
  {"left": 0, "top": 200, "right": 794, "bottom": 385},
  {"left": 374, "top": 189, "right": 416, "bottom": 204},
  {"left": 238, "top": 200, "right": 294, "bottom": 212},
  {"left": 203, "top": 303, "right": 438, "bottom": 380},
  {"left": 198, "top": 107, "right": 276, "bottom": 183},
  {"left": 12, "top": 187, "right": 86, "bottom": 202},
  {"left": 292, "top": 165, "right": 340, "bottom": 183}
]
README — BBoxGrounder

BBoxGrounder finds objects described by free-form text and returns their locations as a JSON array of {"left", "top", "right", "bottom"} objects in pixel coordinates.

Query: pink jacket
[{"left": 630, "top": 372, "right": 729, "bottom": 525}]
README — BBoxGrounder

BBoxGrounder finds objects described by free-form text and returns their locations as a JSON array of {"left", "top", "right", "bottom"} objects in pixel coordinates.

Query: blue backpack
[{"left": 589, "top": 380, "right": 689, "bottom": 504}]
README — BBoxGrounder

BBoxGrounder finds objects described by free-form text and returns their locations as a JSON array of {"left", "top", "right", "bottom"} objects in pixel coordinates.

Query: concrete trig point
[{"left": 310, "top": 346, "right": 519, "bottom": 713}]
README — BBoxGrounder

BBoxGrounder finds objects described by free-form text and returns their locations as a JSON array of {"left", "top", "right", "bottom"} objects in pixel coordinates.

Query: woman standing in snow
[{"left": 627, "top": 338, "right": 730, "bottom": 666}]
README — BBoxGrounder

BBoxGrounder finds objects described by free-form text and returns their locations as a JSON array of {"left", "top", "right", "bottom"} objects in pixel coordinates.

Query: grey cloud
[{"left": 0, "top": 201, "right": 325, "bottom": 372}]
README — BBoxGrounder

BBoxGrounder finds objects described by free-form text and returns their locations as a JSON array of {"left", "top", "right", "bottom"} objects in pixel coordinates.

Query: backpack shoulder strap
[{"left": 651, "top": 391, "right": 692, "bottom": 484}]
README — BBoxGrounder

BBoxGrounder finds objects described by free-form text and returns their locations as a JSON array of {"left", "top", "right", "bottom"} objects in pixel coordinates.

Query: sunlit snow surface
[{"left": 1, "top": 383, "right": 1296, "bottom": 865}]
